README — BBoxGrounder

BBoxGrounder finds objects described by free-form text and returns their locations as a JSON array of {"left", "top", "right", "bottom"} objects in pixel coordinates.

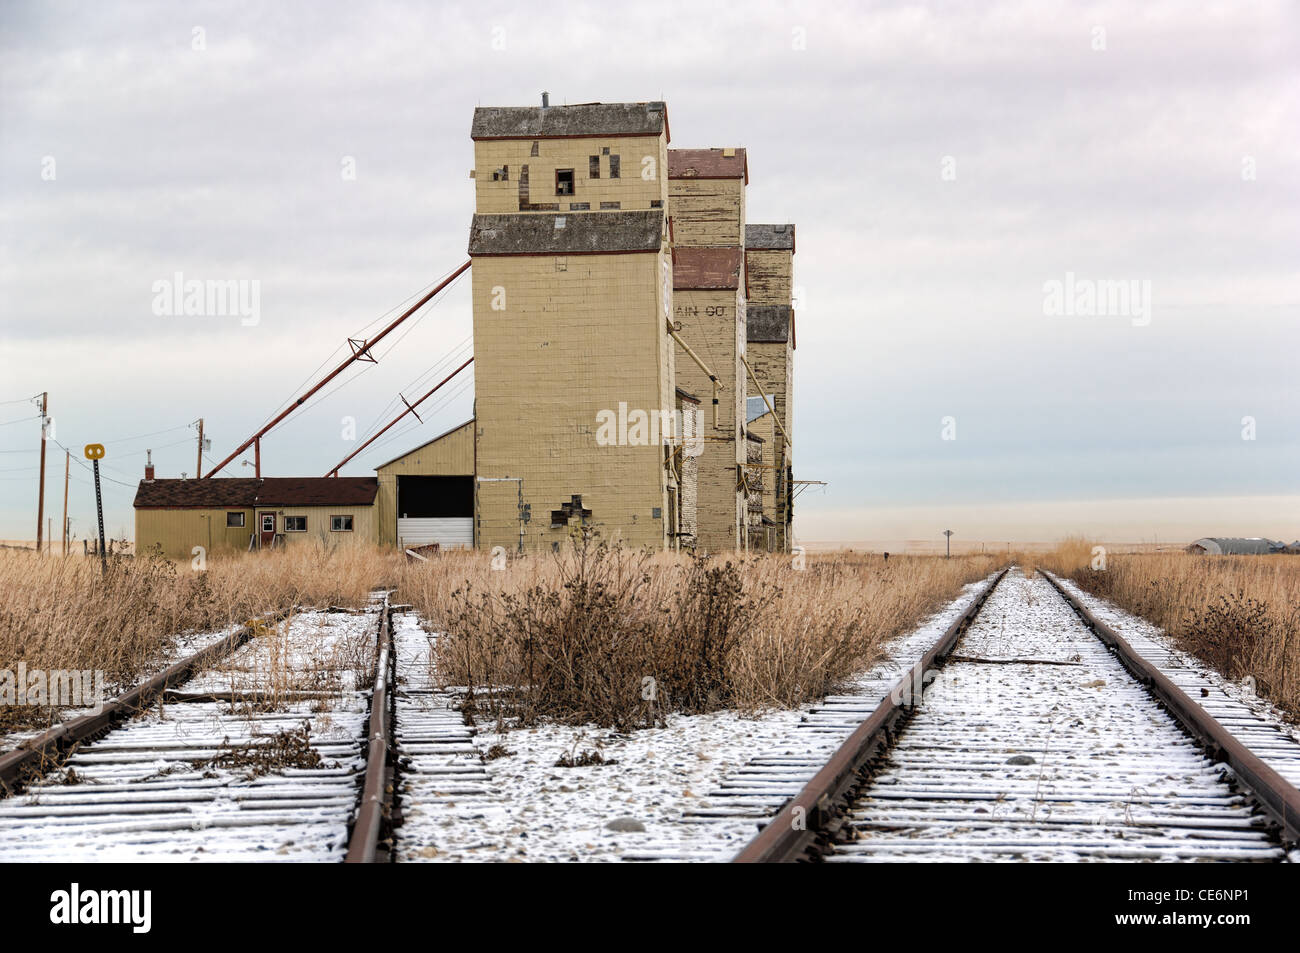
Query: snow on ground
[
  {"left": 0, "top": 622, "right": 245, "bottom": 756},
  {"left": 1054, "top": 575, "right": 1300, "bottom": 781},
  {"left": 0, "top": 608, "right": 379, "bottom": 862},
  {"left": 395, "top": 574, "right": 998, "bottom": 863}
]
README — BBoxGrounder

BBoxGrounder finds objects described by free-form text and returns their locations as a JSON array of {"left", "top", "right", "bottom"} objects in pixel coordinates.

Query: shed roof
[
  {"left": 747, "top": 304, "right": 791, "bottom": 343},
  {"left": 134, "top": 477, "right": 378, "bottom": 509},
  {"left": 469, "top": 211, "right": 664, "bottom": 256},
  {"left": 745, "top": 223, "right": 796, "bottom": 252},
  {"left": 471, "top": 102, "right": 668, "bottom": 140},
  {"left": 673, "top": 247, "right": 743, "bottom": 290},
  {"left": 668, "top": 148, "right": 748, "bottom": 183}
]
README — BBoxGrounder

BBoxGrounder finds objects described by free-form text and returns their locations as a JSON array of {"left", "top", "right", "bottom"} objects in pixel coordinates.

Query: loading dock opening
[{"left": 396, "top": 475, "right": 474, "bottom": 550}]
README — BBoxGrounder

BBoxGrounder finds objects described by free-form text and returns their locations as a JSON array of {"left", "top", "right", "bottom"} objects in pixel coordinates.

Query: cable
[
  {"left": 252, "top": 265, "right": 464, "bottom": 433},
  {"left": 0, "top": 414, "right": 40, "bottom": 427},
  {"left": 253, "top": 268, "right": 470, "bottom": 445}
]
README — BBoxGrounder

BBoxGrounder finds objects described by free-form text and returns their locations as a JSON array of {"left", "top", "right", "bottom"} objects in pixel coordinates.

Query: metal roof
[
  {"left": 668, "top": 148, "right": 748, "bottom": 183},
  {"left": 747, "top": 395, "right": 776, "bottom": 424},
  {"left": 471, "top": 102, "right": 668, "bottom": 140},
  {"left": 1188, "top": 537, "right": 1283, "bottom": 555},
  {"left": 134, "top": 477, "right": 378, "bottom": 509},
  {"left": 673, "top": 247, "right": 743, "bottom": 290},
  {"left": 745, "top": 223, "right": 796, "bottom": 252},
  {"left": 469, "top": 211, "right": 665, "bottom": 256},
  {"left": 747, "top": 304, "right": 791, "bottom": 343}
]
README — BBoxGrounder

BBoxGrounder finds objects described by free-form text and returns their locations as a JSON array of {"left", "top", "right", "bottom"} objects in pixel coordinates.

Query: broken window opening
[
  {"left": 492, "top": 165, "right": 509, "bottom": 181},
  {"left": 609, "top": 155, "right": 620, "bottom": 178},
  {"left": 555, "top": 169, "right": 575, "bottom": 195},
  {"left": 589, "top": 156, "right": 600, "bottom": 179},
  {"left": 530, "top": 140, "right": 540, "bottom": 156}
]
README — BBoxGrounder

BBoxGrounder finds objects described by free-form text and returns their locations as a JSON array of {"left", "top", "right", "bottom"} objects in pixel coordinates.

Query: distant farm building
[
  {"left": 1186, "top": 537, "right": 1284, "bottom": 555},
  {"left": 134, "top": 478, "right": 378, "bottom": 557}
]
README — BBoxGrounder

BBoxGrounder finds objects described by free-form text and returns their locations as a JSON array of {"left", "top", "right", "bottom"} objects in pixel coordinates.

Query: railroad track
[
  {"left": 0, "top": 595, "right": 400, "bottom": 863},
  {"left": 733, "top": 568, "right": 1300, "bottom": 863}
]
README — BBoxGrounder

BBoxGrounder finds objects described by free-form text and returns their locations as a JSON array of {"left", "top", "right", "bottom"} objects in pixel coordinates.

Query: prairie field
[
  {"left": 9, "top": 534, "right": 1293, "bottom": 730},
  {"left": 1038, "top": 539, "right": 1300, "bottom": 719},
  {"left": 0, "top": 540, "right": 999, "bottom": 731}
]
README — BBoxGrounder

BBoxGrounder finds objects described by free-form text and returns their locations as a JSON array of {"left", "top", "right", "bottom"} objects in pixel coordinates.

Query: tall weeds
[
  {"left": 1039, "top": 540, "right": 1300, "bottom": 718},
  {"left": 420, "top": 535, "right": 1000, "bottom": 729}
]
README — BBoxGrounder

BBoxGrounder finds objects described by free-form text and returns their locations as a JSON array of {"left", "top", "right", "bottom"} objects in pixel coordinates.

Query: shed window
[
  {"left": 555, "top": 169, "right": 575, "bottom": 195},
  {"left": 331, "top": 515, "right": 354, "bottom": 532},
  {"left": 226, "top": 512, "right": 245, "bottom": 528},
  {"left": 284, "top": 516, "right": 307, "bottom": 532}
]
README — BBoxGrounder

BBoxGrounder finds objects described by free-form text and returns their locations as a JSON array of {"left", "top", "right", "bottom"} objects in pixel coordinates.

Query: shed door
[
  {"left": 397, "top": 475, "right": 473, "bottom": 550},
  {"left": 259, "top": 511, "right": 276, "bottom": 547}
]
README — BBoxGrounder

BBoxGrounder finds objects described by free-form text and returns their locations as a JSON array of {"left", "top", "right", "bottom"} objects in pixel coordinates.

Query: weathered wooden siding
[
  {"left": 745, "top": 248, "right": 793, "bottom": 304},
  {"left": 474, "top": 135, "right": 669, "bottom": 214},
  {"left": 135, "top": 508, "right": 253, "bottom": 559},
  {"left": 667, "top": 179, "right": 745, "bottom": 247},
  {"left": 672, "top": 287, "right": 745, "bottom": 552},
  {"left": 471, "top": 249, "right": 675, "bottom": 553}
]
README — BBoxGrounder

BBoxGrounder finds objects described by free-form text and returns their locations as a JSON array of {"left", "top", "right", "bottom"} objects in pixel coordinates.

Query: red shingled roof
[
  {"left": 668, "top": 148, "right": 748, "bottom": 183},
  {"left": 134, "top": 477, "right": 378, "bottom": 509},
  {"left": 673, "top": 247, "right": 743, "bottom": 290}
]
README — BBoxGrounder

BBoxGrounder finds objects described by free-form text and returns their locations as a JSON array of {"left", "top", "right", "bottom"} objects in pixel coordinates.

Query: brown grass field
[
  {"left": 2, "top": 534, "right": 1295, "bottom": 731},
  {"left": 0, "top": 539, "right": 999, "bottom": 731}
]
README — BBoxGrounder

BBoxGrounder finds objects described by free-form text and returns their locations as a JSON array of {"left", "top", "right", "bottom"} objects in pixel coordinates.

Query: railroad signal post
[
  {"left": 943, "top": 528, "right": 953, "bottom": 558},
  {"left": 85, "top": 443, "right": 107, "bottom": 573}
]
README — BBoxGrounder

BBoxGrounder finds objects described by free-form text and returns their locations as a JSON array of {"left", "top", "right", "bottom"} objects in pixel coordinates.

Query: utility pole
[
  {"left": 35, "top": 392, "right": 48, "bottom": 553},
  {"left": 195, "top": 418, "right": 205, "bottom": 478},
  {"left": 61, "top": 449, "right": 70, "bottom": 556}
]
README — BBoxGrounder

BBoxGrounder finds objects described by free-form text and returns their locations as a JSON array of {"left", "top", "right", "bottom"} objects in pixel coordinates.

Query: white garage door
[{"left": 397, "top": 517, "right": 473, "bottom": 550}]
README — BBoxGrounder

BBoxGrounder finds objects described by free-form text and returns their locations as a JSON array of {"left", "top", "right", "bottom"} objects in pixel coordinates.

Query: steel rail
[
  {"left": 345, "top": 593, "right": 397, "bottom": 863},
  {"left": 1039, "top": 569, "right": 1300, "bottom": 845},
  {"left": 733, "top": 568, "right": 1009, "bottom": 863},
  {"left": 0, "top": 610, "right": 288, "bottom": 797}
]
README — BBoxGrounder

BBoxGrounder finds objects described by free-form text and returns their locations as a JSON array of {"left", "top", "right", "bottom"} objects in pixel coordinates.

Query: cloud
[{"left": 1, "top": 0, "right": 1296, "bottom": 541}]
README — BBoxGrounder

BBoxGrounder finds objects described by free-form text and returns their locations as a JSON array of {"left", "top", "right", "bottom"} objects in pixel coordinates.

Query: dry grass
[
  {"left": 1039, "top": 538, "right": 1300, "bottom": 718},
  {"left": 401, "top": 534, "right": 1001, "bottom": 729},
  {"left": 0, "top": 542, "right": 404, "bottom": 732},
  {"left": 2, "top": 538, "right": 1002, "bottom": 734}
]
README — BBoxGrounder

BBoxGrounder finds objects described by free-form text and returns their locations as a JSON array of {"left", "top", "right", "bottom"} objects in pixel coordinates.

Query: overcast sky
[{"left": 1, "top": 0, "right": 1296, "bottom": 547}]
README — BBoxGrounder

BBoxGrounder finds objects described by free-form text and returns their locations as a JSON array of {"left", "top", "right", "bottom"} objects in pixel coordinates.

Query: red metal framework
[
  {"left": 204, "top": 261, "right": 471, "bottom": 478},
  {"left": 325, "top": 356, "right": 473, "bottom": 476}
]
